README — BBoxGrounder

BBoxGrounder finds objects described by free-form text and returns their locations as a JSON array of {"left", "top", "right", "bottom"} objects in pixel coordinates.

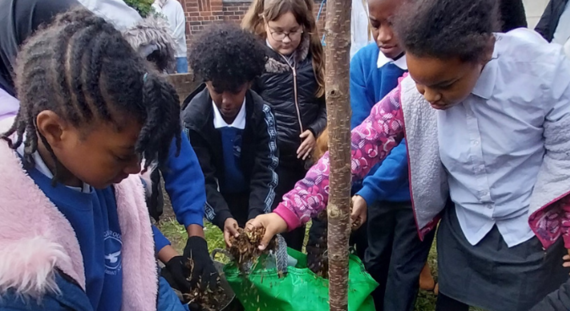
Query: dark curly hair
[
  {"left": 188, "top": 23, "right": 266, "bottom": 91},
  {"left": 3, "top": 7, "right": 181, "bottom": 181},
  {"left": 394, "top": 0, "right": 500, "bottom": 62}
]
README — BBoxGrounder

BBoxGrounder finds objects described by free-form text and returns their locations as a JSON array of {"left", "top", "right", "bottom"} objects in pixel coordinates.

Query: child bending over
[
  {"left": 0, "top": 8, "right": 187, "bottom": 311},
  {"left": 182, "top": 23, "right": 278, "bottom": 247}
]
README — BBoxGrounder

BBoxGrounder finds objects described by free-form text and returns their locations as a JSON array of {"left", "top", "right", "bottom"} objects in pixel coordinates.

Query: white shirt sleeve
[
  {"left": 172, "top": 1, "right": 187, "bottom": 57},
  {"left": 158, "top": 0, "right": 187, "bottom": 57}
]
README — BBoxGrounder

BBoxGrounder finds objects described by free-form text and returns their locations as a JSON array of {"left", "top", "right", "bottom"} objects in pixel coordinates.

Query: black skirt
[{"left": 437, "top": 206, "right": 569, "bottom": 311}]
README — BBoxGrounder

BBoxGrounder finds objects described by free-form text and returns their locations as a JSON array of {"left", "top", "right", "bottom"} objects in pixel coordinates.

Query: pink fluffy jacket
[{"left": 0, "top": 116, "right": 159, "bottom": 311}]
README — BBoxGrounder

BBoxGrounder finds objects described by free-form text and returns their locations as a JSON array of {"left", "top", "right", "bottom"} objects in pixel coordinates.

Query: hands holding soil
[
  {"left": 563, "top": 249, "right": 570, "bottom": 273},
  {"left": 351, "top": 195, "right": 367, "bottom": 230},
  {"left": 224, "top": 218, "right": 240, "bottom": 247},
  {"left": 245, "top": 213, "right": 288, "bottom": 250}
]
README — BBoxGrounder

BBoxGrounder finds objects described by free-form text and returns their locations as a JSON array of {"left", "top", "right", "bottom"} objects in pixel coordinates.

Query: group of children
[
  {"left": 248, "top": 1, "right": 570, "bottom": 311},
  {"left": 2, "top": 0, "right": 570, "bottom": 311}
]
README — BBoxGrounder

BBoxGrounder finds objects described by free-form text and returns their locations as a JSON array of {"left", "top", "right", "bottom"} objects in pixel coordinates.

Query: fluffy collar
[
  {"left": 264, "top": 33, "right": 311, "bottom": 73},
  {"left": 0, "top": 117, "right": 158, "bottom": 310}
]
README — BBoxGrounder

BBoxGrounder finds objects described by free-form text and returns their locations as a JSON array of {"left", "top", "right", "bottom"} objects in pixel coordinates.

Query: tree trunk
[{"left": 324, "top": 0, "right": 352, "bottom": 309}]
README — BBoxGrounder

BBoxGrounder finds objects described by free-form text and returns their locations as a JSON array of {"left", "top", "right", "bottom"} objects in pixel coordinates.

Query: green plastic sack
[{"left": 223, "top": 248, "right": 377, "bottom": 311}]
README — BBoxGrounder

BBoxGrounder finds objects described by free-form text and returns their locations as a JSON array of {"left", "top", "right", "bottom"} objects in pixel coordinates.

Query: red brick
[{"left": 183, "top": 0, "right": 325, "bottom": 46}]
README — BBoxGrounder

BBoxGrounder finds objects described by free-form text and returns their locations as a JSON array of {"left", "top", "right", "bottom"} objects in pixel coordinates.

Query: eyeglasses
[{"left": 268, "top": 26, "right": 304, "bottom": 42}]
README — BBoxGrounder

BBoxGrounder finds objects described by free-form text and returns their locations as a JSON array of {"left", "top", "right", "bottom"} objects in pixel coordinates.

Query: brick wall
[{"left": 181, "top": 0, "right": 326, "bottom": 50}]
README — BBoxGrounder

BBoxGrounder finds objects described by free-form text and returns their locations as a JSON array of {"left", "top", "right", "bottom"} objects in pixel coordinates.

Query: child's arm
[
  {"left": 349, "top": 50, "right": 375, "bottom": 129},
  {"left": 247, "top": 105, "right": 279, "bottom": 220},
  {"left": 247, "top": 85, "right": 406, "bottom": 248},
  {"left": 542, "top": 54, "right": 570, "bottom": 249},
  {"left": 172, "top": 2, "right": 187, "bottom": 52},
  {"left": 356, "top": 140, "right": 409, "bottom": 206},
  {"left": 152, "top": 225, "right": 173, "bottom": 260},
  {"left": 273, "top": 85, "right": 406, "bottom": 230},
  {"left": 185, "top": 128, "right": 233, "bottom": 230},
  {"left": 157, "top": 275, "right": 190, "bottom": 311},
  {"left": 161, "top": 133, "right": 206, "bottom": 232},
  {"left": 559, "top": 196, "right": 570, "bottom": 250}
]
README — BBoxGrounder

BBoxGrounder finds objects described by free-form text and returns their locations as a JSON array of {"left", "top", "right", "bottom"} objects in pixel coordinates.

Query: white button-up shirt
[
  {"left": 212, "top": 99, "right": 246, "bottom": 129},
  {"left": 437, "top": 29, "right": 570, "bottom": 247}
]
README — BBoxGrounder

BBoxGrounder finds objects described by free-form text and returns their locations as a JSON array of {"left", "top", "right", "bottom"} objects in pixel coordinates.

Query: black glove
[
  {"left": 161, "top": 256, "right": 192, "bottom": 293},
  {"left": 183, "top": 236, "right": 219, "bottom": 291}
]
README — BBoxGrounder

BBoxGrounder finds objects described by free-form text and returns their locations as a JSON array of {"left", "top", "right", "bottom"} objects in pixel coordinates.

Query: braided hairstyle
[{"left": 2, "top": 7, "right": 181, "bottom": 179}]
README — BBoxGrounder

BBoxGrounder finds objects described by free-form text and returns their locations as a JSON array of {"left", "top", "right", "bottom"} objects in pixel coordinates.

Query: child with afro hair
[{"left": 182, "top": 23, "right": 279, "bottom": 247}]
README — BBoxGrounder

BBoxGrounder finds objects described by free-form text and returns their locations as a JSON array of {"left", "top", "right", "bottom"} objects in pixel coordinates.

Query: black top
[
  {"left": 253, "top": 43, "right": 327, "bottom": 168},
  {"left": 499, "top": 0, "right": 528, "bottom": 32}
]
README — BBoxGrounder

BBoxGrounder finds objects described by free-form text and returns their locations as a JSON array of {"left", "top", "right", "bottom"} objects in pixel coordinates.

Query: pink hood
[{"left": 0, "top": 117, "right": 159, "bottom": 310}]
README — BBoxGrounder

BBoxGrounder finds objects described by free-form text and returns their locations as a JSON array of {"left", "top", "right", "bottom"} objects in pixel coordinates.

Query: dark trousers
[
  {"left": 272, "top": 164, "right": 307, "bottom": 251},
  {"left": 364, "top": 201, "right": 435, "bottom": 311},
  {"left": 307, "top": 217, "right": 368, "bottom": 258},
  {"left": 435, "top": 294, "right": 469, "bottom": 311}
]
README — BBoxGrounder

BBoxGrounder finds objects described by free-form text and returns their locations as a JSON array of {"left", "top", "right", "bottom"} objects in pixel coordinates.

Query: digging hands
[
  {"left": 245, "top": 213, "right": 288, "bottom": 250},
  {"left": 351, "top": 195, "right": 367, "bottom": 230},
  {"left": 183, "top": 236, "right": 220, "bottom": 291},
  {"left": 223, "top": 218, "right": 240, "bottom": 247},
  {"left": 162, "top": 255, "right": 193, "bottom": 293},
  {"left": 564, "top": 249, "right": 570, "bottom": 274}
]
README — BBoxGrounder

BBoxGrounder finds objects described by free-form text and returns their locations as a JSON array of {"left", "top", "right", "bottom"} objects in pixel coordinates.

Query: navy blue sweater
[
  {"left": 219, "top": 127, "right": 247, "bottom": 193},
  {"left": 350, "top": 43, "right": 410, "bottom": 204}
]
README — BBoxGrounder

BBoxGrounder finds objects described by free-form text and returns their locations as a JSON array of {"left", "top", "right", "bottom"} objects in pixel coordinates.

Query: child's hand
[
  {"left": 563, "top": 249, "right": 570, "bottom": 272},
  {"left": 297, "top": 130, "right": 316, "bottom": 160},
  {"left": 351, "top": 195, "right": 368, "bottom": 230},
  {"left": 245, "top": 213, "right": 288, "bottom": 250},
  {"left": 223, "top": 218, "right": 240, "bottom": 247}
]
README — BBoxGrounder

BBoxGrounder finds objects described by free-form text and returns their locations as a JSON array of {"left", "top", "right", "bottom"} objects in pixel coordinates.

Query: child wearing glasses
[{"left": 241, "top": 0, "right": 327, "bottom": 251}]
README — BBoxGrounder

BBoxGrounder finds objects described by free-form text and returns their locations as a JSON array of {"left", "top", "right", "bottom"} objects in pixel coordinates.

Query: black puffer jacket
[{"left": 253, "top": 35, "right": 327, "bottom": 168}]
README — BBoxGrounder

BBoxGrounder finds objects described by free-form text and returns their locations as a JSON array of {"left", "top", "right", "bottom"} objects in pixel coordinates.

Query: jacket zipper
[{"left": 280, "top": 55, "right": 304, "bottom": 134}]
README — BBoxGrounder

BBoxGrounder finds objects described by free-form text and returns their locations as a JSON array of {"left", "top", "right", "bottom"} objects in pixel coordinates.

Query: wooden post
[
  {"left": 167, "top": 73, "right": 201, "bottom": 104},
  {"left": 324, "top": 0, "right": 352, "bottom": 309}
]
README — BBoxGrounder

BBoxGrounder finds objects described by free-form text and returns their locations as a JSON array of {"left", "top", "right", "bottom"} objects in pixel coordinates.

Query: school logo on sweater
[
  {"left": 233, "top": 133, "right": 242, "bottom": 158},
  {"left": 104, "top": 230, "right": 123, "bottom": 275}
]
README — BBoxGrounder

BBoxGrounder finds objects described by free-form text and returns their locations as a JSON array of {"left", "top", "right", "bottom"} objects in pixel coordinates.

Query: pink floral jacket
[{"left": 274, "top": 75, "right": 570, "bottom": 250}]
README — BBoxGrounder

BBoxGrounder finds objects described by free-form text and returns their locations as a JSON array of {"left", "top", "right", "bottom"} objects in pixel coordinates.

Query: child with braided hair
[
  {"left": 0, "top": 7, "right": 188, "bottom": 311},
  {"left": 0, "top": 0, "right": 220, "bottom": 299}
]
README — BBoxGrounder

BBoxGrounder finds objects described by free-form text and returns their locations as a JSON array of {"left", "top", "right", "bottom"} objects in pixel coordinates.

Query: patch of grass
[
  {"left": 157, "top": 219, "right": 225, "bottom": 255},
  {"left": 160, "top": 219, "right": 485, "bottom": 311}
]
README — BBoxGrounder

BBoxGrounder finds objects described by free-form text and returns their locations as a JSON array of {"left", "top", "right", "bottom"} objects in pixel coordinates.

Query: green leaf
[{"left": 124, "top": 0, "right": 155, "bottom": 17}]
